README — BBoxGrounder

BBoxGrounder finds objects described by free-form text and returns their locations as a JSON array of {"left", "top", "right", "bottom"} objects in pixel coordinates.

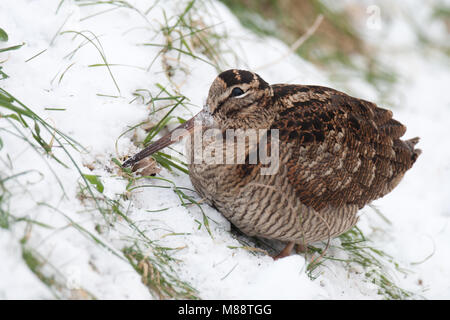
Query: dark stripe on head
[
  {"left": 239, "top": 70, "right": 254, "bottom": 84},
  {"left": 218, "top": 69, "right": 269, "bottom": 88},
  {"left": 218, "top": 69, "right": 252, "bottom": 87}
]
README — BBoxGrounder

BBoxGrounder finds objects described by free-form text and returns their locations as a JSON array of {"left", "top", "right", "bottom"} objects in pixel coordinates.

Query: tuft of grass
[
  {"left": 306, "top": 226, "right": 413, "bottom": 299},
  {"left": 21, "top": 245, "right": 59, "bottom": 296},
  {"left": 21, "top": 242, "right": 96, "bottom": 300},
  {"left": 114, "top": 75, "right": 216, "bottom": 239},
  {"left": 0, "top": 170, "right": 52, "bottom": 230},
  {"left": 124, "top": 245, "right": 199, "bottom": 299},
  {"left": 1, "top": 83, "right": 198, "bottom": 299},
  {"left": 0, "top": 87, "right": 86, "bottom": 196},
  {"left": 114, "top": 160, "right": 212, "bottom": 237},
  {"left": 220, "top": 0, "right": 362, "bottom": 61},
  {"left": 1, "top": 0, "right": 217, "bottom": 300},
  {"left": 119, "top": 82, "right": 194, "bottom": 176},
  {"left": 60, "top": 30, "right": 121, "bottom": 95},
  {"left": 143, "top": 96, "right": 186, "bottom": 146},
  {"left": 141, "top": 0, "right": 230, "bottom": 75},
  {"left": 219, "top": 0, "right": 399, "bottom": 101},
  {"left": 75, "top": 163, "right": 203, "bottom": 299}
]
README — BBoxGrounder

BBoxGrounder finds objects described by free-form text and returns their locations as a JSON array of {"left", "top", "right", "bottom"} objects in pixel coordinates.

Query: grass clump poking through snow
[
  {"left": 0, "top": 85, "right": 198, "bottom": 299},
  {"left": 307, "top": 226, "right": 413, "bottom": 299},
  {"left": 60, "top": 30, "right": 122, "bottom": 95},
  {"left": 220, "top": 0, "right": 398, "bottom": 103},
  {"left": 0, "top": 88, "right": 84, "bottom": 169},
  {"left": 124, "top": 245, "right": 199, "bottom": 299},
  {"left": 142, "top": 0, "right": 229, "bottom": 75},
  {"left": 20, "top": 239, "right": 97, "bottom": 300},
  {"left": 76, "top": 166, "right": 203, "bottom": 299}
]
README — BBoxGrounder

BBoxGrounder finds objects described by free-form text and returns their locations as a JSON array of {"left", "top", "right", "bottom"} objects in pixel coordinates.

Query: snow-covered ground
[{"left": 0, "top": 0, "right": 449, "bottom": 299}]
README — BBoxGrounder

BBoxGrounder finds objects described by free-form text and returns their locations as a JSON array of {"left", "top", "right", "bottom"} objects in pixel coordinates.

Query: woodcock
[{"left": 123, "top": 69, "right": 421, "bottom": 259}]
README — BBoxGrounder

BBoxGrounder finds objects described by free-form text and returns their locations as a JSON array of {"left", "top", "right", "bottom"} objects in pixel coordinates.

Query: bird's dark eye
[{"left": 230, "top": 87, "right": 244, "bottom": 97}]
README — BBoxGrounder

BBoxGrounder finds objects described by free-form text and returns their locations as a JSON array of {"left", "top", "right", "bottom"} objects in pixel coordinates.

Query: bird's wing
[{"left": 270, "top": 84, "right": 420, "bottom": 211}]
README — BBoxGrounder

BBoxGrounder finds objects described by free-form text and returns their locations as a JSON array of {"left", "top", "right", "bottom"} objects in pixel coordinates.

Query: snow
[{"left": 0, "top": 0, "right": 449, "bottom": 299}]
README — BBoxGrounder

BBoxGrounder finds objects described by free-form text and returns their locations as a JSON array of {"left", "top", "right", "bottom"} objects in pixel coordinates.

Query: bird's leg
[
  {"left": 273, "top": 241, "right": 295, "bottom": 260},
  {"left": 295, "top": 243, "right": 307, "bottom": 254}
]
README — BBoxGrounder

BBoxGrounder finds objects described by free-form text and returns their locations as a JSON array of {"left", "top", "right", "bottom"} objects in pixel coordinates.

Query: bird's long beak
[{"left": 122, "top": 111, "right": 203, "bottom": 168}]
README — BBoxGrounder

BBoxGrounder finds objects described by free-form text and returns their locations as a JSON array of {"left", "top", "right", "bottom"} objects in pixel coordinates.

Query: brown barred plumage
[{"left": 123, "top": 69, "right": 421, "bottom": 259}]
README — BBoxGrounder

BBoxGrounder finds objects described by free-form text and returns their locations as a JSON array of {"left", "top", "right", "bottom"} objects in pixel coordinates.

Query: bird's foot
[
  {"left": 272, "top": 241, "right": 295, "bottom": 260},
  {"left": 272, "top": 242, "right": 308, "bottom": 260}
]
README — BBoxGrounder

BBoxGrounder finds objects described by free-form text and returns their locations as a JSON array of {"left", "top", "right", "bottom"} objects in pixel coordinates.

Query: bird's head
[
  {"left": 122, "top": 69, "right": 274, "bottom": 168},
  {"left": 205, "top": 69, "right": 274, "bottom": 130}
]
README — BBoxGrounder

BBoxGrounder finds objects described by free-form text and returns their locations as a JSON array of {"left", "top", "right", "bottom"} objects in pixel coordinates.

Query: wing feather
[{"left": 270, "top": 85, "right": 420, "bottom": 211}]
